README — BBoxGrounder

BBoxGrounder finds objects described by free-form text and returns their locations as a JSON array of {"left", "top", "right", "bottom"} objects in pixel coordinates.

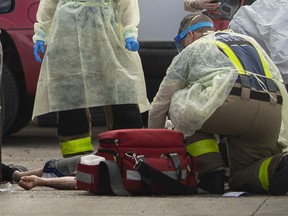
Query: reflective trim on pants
[
  {"left": 259, "top": 157, "right": 272, "bottom": 191},
  {"left": 186, "top": 139, "right": 219, "bottom": 157},
  {"left": 60, "top": 137, "right": 94, "bottom": 156}
]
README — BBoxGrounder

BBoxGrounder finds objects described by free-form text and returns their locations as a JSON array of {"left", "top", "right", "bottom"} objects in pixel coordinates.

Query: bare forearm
[
  {"left": 184, "top": 0, "right": 220, "bottom": 12},
  {"left": 184, "top": 0, "right": 202, "bottom": 12},
  {"left": 42, "top": 177, "right": 76, "bottom": 190}
]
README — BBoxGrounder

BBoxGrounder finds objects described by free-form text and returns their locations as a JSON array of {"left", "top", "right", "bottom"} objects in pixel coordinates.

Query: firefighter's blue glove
[
  {"left": 33, "top": 40, "right": 45, "bottom": 63},
  {"left": 125, "top": 37, "right": 139, "bottom": 52}
]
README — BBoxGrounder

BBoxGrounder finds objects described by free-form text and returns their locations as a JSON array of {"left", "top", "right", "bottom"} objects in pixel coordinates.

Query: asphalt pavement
[{"left": 1, "top": 124, "right": 288, "bottom": 216}]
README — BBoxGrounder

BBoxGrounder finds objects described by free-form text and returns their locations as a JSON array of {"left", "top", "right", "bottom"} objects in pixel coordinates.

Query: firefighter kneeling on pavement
[{"left": 148, "top": 14, "right": 288, "bottom": 195}]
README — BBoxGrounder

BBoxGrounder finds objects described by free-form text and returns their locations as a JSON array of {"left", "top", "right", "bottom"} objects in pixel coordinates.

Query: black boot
[
  {"left": 198, "top": 169, "right": 225, "bottom": 194},
  {"left": 269, "top": 154, "right": 288, "bottom": 195}
]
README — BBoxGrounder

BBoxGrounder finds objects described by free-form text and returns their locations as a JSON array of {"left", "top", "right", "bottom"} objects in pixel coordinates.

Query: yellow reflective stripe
[
  {"left": 61, "top": 137, "right": 94, "bottom": 156},
  {"left": 214, "top": 41, "right": 245, "bottom": 74},
  {"left": 259, "top": 157, "right": 272, "bottom": 191},
  {"left": 186, "top": 139, "right": 219, "bottom": 157},
  {"left": 202, "top": 39, "right": 273, "bottom": 82},
  {"left": 253, "top": 46, "right": 272, "bottom": 78}
]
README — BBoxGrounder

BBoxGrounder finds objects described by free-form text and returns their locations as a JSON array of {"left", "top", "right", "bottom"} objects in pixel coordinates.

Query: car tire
[{"left": 2, "top": 64, "right": 19, "bottom": 135}]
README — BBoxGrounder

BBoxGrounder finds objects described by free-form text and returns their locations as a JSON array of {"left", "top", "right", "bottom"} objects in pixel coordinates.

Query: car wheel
[{"left": 2, "top": 64, "right": 19, "bottom": 135}]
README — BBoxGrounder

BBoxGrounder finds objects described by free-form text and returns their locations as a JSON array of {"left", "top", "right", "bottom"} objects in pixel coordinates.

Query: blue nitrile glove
[
  {"left": 125, "top": 37, "right": 139, "bottom": 52},
  {"left": 33, "top": 40, "right": 45, "bottom": 63}
]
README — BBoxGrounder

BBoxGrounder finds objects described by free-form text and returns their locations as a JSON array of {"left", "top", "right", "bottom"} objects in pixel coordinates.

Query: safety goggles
[{"left": 174, "top": 22, "right": 214, "bottom": 52}]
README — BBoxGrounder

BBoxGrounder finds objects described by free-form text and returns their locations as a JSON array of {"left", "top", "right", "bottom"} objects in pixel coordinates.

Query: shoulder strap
[
  {"left": 98, "top": 160, "right": 131, "bottom": 196},
  {"left": 135, "top": 160, "right": 198, "bottom": 195}
]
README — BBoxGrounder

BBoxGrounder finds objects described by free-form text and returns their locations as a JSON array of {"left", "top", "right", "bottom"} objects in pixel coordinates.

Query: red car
[{"left": 0, "top": 0, "right": 40, "bottom": 135}]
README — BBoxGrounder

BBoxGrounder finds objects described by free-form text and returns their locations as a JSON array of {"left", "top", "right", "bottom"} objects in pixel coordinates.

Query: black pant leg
[
  {"left": 58, "top": 108, "right": 90, "bottom": 136},
  {"left": 110, "top": 104, "right": 143, "bottom": 130}
]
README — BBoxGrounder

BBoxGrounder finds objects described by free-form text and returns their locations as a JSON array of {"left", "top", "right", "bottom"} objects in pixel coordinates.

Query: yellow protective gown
[
  {"left": 32, "top": 0, "right": 151, "bottom": 118},
  {"left": 148, "top": 30, "right": 288, "bottom": 148}
]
